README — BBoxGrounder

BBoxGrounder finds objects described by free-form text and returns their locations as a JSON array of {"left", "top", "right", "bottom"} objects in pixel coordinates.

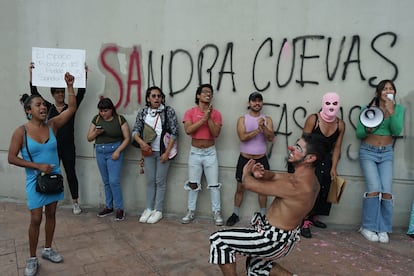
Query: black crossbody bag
[{"left": 23, "top": 126, "right": 64, "bottom": 194}]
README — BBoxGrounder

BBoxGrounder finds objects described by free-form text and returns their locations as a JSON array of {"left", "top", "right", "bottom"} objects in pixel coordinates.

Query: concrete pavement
[{"left": 0, "top": 199, "right": 413, "bottom": 276}]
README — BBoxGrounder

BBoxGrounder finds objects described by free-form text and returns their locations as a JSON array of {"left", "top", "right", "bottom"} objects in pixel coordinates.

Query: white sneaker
[
  {"left": 73, "top": 203, "right": 82, "bottom": 215},
  {"left": 359, "top": 227, "right": 379, "bottom": 242},
  {"left": 147, "top": 211, "right": 163, "bottom": 224},
  {"left": 139, "top": 209, "right": 154, "bottom": 223},
  {"left": 378, "top": 232, "right": 389, "bottom": 243},
  {"left": 24, "top": 257, "right": 38, "bottom": 276},
  {"left": 41, "top": 248, "right": 63, "bottom": 263},
  {"left": 181, "top": 210, "right": 195, "bottom": 224},
  {"left": 213, "top": 211, "right": 223, "bottom": 226}
]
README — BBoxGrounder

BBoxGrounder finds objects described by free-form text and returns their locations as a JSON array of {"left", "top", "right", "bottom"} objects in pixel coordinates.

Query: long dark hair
[{"left": 373, "top": 79, "right": 396, "bottom": 106}]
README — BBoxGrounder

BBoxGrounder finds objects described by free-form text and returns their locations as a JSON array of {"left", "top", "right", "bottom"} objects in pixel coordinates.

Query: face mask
[{"left": 319, "top": 92, "right": 340, "bottom": 122}]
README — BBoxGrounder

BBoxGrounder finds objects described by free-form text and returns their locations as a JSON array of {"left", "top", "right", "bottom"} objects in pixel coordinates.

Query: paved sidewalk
[{"left": 0, "top": 199, "right": 413, "bottom": 276}]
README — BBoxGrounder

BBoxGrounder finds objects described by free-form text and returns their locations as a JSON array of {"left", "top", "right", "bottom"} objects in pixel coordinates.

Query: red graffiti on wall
[{"left": 99, "top": 45, "right": 142, "bottom": 108}]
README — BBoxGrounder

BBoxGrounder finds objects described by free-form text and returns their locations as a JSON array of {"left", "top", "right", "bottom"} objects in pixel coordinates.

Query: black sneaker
[
  {"left": 115, "top": 209, "right": 125, "bottom": 221},
  {"left": 97, "top": 207, "right": 114, "bottom": 217},
  {"left": 226, "top": 213, "right": 240, "bottom": 226}
]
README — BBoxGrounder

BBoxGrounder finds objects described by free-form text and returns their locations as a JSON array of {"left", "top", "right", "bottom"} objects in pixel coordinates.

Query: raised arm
[{"left": 48, "top": 73, "right": 77, "bottom": 133}]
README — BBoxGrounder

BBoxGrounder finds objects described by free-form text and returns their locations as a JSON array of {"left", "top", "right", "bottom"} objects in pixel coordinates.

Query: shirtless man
[{"left": 209, "top": 133, "right": 328, "bottom": 276}]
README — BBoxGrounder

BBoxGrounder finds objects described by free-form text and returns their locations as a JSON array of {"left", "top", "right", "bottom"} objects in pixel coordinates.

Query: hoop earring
[{"left": 27, "top": 113, "right": 32, "bottom": 120}]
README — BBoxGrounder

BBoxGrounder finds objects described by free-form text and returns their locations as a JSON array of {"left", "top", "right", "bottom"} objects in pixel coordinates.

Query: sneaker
[
  {"left": 359, "top": 227, "right": 379, "bottom": 242},
  {"left": 25, "top": 257, "right": 38, "bottom": 276},
  {"left": 213, "top": 211, "right": 224, "bottom": 226},
  {"left": 41, "top": 248, "right": 63, "bottom": 263},
  {"left": 115, "top": 209, "right": 125, "bottom": 221},
  {"left": 300, "top": 219, "right": 312, "bottom": 239},
  {"left": 147, "top": 211, "right": 163, "bottom": 224},
  {"left": 181, "top": 210, "right": 195, "bottom": 224},
  {"left": 97, "top": 207, "right": 113, "bottom": 217},
  {"left": 73, "top": 203, "right": 82, "bottom": 215},
  {"left": 139, "top": 209, "right": 154, "bottom": 223},
  {"left": 226, "top": 213, "right": 240, "bottom": 226},
  {"left": 378, "top": 232, "right": 389, "bottom": 243}
]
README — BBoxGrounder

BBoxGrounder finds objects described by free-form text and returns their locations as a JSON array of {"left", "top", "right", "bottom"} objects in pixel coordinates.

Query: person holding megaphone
[{"left": 356, "top": 79, "right": 404, "bottom": 243}]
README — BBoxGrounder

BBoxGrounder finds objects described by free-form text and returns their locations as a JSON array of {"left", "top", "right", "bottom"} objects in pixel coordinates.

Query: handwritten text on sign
[{"left": 32, "top": 47, "right": 86, "bottom": 88}]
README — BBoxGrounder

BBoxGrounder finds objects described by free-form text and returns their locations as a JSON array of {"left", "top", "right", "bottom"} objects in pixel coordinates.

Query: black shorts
[{"left": 235, "top": 154, "right": 270, "bottom": 182}]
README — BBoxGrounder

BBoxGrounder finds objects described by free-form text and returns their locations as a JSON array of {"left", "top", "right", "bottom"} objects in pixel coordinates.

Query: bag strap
[
  {"left": 22, "top": 125, "right": 42, "bottom": 176},
  {"left": 22, "top": 125, "right": 34, "bottom": 162},
  {"left": 153, "top": 113, "right": 160, "bottom": 129}
]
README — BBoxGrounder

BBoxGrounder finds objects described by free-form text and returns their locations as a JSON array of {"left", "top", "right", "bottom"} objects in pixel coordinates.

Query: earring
[{"left": 27, "top": 114, "right": 32, "bottom": 120}]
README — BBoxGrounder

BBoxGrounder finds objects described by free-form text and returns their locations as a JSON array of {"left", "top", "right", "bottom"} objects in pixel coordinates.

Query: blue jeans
[
  {"left": 359, "top": 142, "right": 394, "bottom": 232},
  {"left": 95, "top": 141, "right": 124, "bottom": 210},
  {"left": 143, "top": 151, "right": 171, "bottom": 211},
  {"left": 184, "top": 146, "right": 221, "bottom": 212}
]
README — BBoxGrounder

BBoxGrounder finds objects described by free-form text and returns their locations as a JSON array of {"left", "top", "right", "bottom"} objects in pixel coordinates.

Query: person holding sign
[
  {"left": 29, "top": 62, "right": 87, "bottom": 215},
  {"left": 8, "top": 73, "right": 76, "bottom": 276}
]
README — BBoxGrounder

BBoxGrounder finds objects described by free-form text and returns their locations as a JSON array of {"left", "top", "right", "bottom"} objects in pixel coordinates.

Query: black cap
[{"left": 248, "top": 92, "right": 263, "bottom": 101}]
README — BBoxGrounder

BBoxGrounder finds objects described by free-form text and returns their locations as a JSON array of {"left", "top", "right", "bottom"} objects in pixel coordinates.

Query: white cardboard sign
[{"left": 31, "top": 47, "right": 86, "bottom": 88}]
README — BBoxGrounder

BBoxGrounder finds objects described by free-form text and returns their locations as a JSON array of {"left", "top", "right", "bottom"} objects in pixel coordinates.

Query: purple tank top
[{"left": 240, "top": 113, "right": 267, "bottom": 155}]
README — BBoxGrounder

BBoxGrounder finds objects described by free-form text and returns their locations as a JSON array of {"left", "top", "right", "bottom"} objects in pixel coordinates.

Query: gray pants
[{"left": 143, "top": 151, "right": 171, "bottom": 211}]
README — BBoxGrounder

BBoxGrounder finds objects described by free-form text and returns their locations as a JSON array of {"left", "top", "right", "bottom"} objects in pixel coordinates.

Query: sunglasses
[{"left": 151, "top": 94, "right": 162, "bottom": 99}]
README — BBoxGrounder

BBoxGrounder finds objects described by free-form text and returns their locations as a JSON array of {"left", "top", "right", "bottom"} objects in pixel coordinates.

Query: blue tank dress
[{"left": 21, "top": 127, "right": 64, "bottom": 210}]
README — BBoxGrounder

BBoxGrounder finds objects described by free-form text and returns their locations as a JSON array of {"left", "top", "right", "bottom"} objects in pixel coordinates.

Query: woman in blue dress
[{"left": 8, "top": 72, "right": 77, "bottom": 276}]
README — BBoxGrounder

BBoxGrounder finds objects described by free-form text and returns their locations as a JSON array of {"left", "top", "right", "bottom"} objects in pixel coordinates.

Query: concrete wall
[{"left": 1, "top": 0, "right": 413, "bottom": 227}]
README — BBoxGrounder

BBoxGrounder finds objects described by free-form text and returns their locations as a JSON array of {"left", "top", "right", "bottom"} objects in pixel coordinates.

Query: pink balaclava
[{"left": 319, "top": 92, "right": 341, "bottom": 122}]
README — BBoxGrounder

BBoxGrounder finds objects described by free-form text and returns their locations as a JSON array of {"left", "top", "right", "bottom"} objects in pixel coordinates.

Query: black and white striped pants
[{"left": 209, "top": 213, "right": 300, "bottom": 276}]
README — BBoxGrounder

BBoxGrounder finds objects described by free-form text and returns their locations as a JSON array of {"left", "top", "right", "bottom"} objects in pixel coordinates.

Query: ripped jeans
[{"left": 184, "top": 146, "right": 221, "bottom": 212}]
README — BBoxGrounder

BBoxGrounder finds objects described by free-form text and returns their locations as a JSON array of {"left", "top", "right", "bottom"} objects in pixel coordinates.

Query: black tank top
[{"left": 312, "top": 114, "right": 340, "bottom": 152}]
